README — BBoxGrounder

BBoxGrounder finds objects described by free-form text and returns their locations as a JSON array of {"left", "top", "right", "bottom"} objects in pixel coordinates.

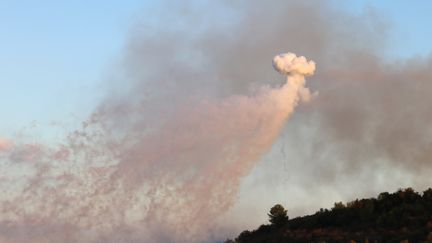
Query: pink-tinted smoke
[
  {"left": 0, "top": 138, "right": 13, "bottom": 152},
  {"left": 0, "top": 53, "right": 315, "bottom": 242}
]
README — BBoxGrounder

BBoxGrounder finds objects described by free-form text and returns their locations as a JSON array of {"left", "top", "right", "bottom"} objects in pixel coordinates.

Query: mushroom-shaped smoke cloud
[
  {"left": 273, "top": 52, "right": 316, "bottom": 103},
  {"left": 273, "top": 52, "right": 316, "bottom": 76}
]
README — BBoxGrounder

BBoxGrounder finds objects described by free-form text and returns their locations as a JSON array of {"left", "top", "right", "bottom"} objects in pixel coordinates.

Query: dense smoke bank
[{"left": 0, "top": 52, "right": 315, "bottom": 242}]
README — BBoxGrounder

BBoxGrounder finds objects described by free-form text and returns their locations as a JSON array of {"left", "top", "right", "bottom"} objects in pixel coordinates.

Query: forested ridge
[{"left": 226, "top": 188, "right": 432, "bottom": 243}]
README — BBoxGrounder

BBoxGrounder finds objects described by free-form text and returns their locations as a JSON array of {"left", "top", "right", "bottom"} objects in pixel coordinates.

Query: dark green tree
[
  {"left": 268, "top": 204, "right": 289, "bottom": 226},
  {"left": 423, "top": 188, "right": 432, "bottom": 201}
]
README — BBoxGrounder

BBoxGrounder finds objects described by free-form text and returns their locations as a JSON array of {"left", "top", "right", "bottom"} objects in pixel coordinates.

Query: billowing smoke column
[
  {"left": 273, "top": 53, "right": 316, "bottom": 102},
  {"left": 0, "top": 53, "right": 315, "bottom": 242}
]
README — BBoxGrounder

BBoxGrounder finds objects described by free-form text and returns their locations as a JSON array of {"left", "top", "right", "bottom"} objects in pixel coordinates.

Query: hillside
[{"left": 226, "top": 188, "right": 432, "bottom": 243}]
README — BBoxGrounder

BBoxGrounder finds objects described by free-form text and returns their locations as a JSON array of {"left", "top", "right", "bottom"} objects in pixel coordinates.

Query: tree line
[{"left": 226, "top": 188, "right": 432, "bottom": 242}]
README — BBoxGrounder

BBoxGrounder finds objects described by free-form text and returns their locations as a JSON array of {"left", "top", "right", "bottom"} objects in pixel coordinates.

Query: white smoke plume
[
  {"left": 273, "top": 53, "right": 315, "bottom": 76},
  {"left": 273, "top": 53, "right": 316, "bottom": 102},
  {"left": 0, "top": 52, "right": 315, "bottom": 242}
]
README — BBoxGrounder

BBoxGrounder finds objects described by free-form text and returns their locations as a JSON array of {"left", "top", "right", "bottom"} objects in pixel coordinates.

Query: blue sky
[
  {"left": 0, "top": 0, "right": 431, "bottom": 137},
  {"left": 0, "top": 1, "right": 151, "bottom": 136},
  {"left": 340, "top": 0, "right": 432, "bottom": 58}
]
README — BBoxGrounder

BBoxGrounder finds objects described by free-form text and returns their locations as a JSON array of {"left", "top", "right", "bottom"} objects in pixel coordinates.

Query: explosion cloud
[{"left": 273, "top": 53, "right": 316, "bottom": 76}]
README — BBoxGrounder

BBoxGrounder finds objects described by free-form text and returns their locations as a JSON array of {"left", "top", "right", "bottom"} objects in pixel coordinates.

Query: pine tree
[{"left": 268, "top": 204, "right": 289, "bottom": 227}]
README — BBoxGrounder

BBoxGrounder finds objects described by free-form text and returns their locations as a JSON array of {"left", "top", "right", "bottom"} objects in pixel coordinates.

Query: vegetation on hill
[{"left": 226, "top": 188, "right": 432, "bottom": 243}]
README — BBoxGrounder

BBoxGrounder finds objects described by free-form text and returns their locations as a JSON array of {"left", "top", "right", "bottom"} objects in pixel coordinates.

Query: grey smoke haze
[{"left": 1, "top": 0, "right": 432, "bottom": 242}]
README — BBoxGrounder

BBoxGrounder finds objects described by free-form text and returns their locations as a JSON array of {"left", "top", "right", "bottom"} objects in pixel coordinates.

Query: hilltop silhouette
[{"left": 226, "top": 188, "right": 432, "bottom": 243}]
